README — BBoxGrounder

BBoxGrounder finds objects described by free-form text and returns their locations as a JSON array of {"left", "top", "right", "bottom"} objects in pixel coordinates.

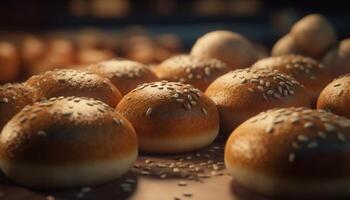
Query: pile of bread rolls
[{"left": 0, "top": 13, "right": 350, "bottom": 199}]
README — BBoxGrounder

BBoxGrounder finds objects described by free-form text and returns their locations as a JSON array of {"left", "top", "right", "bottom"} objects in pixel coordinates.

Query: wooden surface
[{"left": 0, "top": 138, "right": 342, "bottom": 200}]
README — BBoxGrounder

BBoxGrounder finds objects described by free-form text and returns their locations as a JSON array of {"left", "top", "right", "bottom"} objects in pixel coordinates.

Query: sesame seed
[
  {"left": 303, "top": 122, "right": 314, "bottom": 129},
  {"left": 291, "top": 117, "right": 300, "bottom": 123},
  {"left": 183, "top": 193, "right": 193, "bottom": 197},
  {"left": 265, "top": 125, "right": 274, "bottom": 134},
  {"left": 37, "top": 130, "right": 46, "bottom": 136},
  {"left": 324, "top": 123, "right": 337, "bottom": 132},
  {"left": 297, "top": 135, "right": 309, "bottom": 142},
  {"left": 267, "top": 90, "right": 274, "bottom": 95},
  {"left": 146, "top": 108, "right": 152, "bottom": 116},
  {"left": 178, "top": 181, "right": 187, "bottom": 186},
  {"left": 257, "top": 86, "right": 264, "bottom": 91},
  {"left": 201, "top": 108, "right": 208, "bottom": 115},
  {"left": 173, "top": 168, "right": 180, "bottom": 173},
  {"left": 317, "top": 131, "right": 326, "bottom": 139},
  {"left": 273, "top": 93, "right": 281, "bottom": 99},
  {"left": 248, "top": 88, "right": 254, "bottom": 93}
]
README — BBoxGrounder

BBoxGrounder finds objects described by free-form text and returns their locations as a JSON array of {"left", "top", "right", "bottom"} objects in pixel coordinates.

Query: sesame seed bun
[
  {"left": 25, "top": 69, "right": 122, "bottom": 107},
  {"left": 205, "top": 68, "right": 310, "bottom": 135},
  {"left": 190, "top": 30, "right": 258, "bottom": 69},
  {"left": 225, "top": 107, "right": 350, "bottom": 198},
  {"left": 116, "top": 81, "right": 219, "bottom": 154},
  {"left": 317, "top": 74, "right": 350, "bottom": 118},
  {"left": 153, "top": 55, "right": 230, "bottom": 91},
  {"left": 0, "top": 42, "right": 20, "bottom": 83},
  {"left": 0, "top": 96, "right": 138, "bottom": 189},
  {"left": 322, "top": 38, "right": 350, "bottom": 78},
  {"left": 0, "top": 83, "right": 39, "bottom": 131},
  {"left": 252, "top": 55, "right": 332, "bottom": 104},
  {"left": 88, "top": 59, "right": 159, "bottom": 95}
]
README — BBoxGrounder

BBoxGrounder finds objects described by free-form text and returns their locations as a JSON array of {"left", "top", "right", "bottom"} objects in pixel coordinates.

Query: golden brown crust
[
  {"left": 0, "top": 83, "right": 39, "bottom": 131},
  {"left": 225, "top": 107, "right": 350, "bottom": 197},
  {"left": 116, "top": 81, "right": 219, "bottom": 153},
  {"left": 88, "top": 59, "right": 159, "bottom": 95},
  {"left": 271, "top": 34, "right": 300, "bottom": 57},
  {"left": 317, "top": 74, "right": 350, "bottom": 118},
  {"left": 290, "top": 14, "right": 337, "bottom": 59},
  {"left": 154, "top": 54, "right": 230, "bottom": 91},
  {"left": 0, "top": 96, "right": 138, "bottom": 165},
  {"left": 190, "top": 30, "right": 257, "bottom": 69},
  {"left": 205, "top": 68, "right": 310, "bottom": 134},
  {"left": 25, "top": 69, "right": 122, "bottom": 107},
  {"left": 252, "top": 55, "right": 332, "bottom": 103},
  {"left": 322, "top": 38, "right": 350, "bottom": 78}
]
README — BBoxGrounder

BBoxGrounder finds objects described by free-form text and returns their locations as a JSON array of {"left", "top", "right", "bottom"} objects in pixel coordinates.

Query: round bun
[
  {"left": 0, "top": 96, "right": 138, "bottom": 189},
  {"left": 0, "top": 42, "right": 20, "bottom": 83},
  {"left": 0, "top": 83, "right": 39, "bottom": 131},
  {"left": 153, "top": 54, "right": 230, "bottom": 91},
  {"left": 252, "top": 54, "right": 332, "bottom": 103},
  {"left": 291, "top": 14, "right": 336, "bottom": 59},
  {"left": 317, "top": 74, "right": 350, "bottom": 118},
  {"left": 25, "top": 69, "right": 122, "bottom": 107},
  {"left": 225, "top": 107, "right": 350, "bottom": 198},
  {"left": 88, "top": 59, "right": 159, "bottom": 95},
  {"left": 190, "top": 30, "right": 257, "bottom": 69},
  {"left": 322, "top": 38, "right": 350, "bottom": 78},
  {"left": 205, "top": 68, "right": 310, "bottom": 134},
  {"left": 117, "top": 81, "right": 219, "bottom": 154},
  {"left": 272, "top": 34, "right": 300, "bottom": 56}
]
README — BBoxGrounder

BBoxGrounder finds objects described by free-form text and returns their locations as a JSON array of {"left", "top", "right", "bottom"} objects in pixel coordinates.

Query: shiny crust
[
  {"left": 317, "top": 74, "right": 350, "bottom": 118},
  {"left": 116, "top": 81, "right": 219, "bottom": 153},
  {"left": 225, "top": 107, "right": 350, "bottom": 197},
  {"left": 0, "top": 97, "right": 138, "bottom": 188},
  {"left": 0, "top": 83, "right": 39, "bottom": 131},
  {"left": 190, "top": 30, "right": 257, "bottom": 69},
  {"left": 88, "top": 59, "right": 159, "bottom": 95},
  {"left": 154, "top": 54, "right": 230, "bottom": 91},
  {"left": 205, "top": 68, "right": 310, "bottom": 134},
  {"left": 252, "top": 55, "right": 332, "bottom": 103},
  {"left": 25, "top": 69, "right": 122, "bottom": 107}
]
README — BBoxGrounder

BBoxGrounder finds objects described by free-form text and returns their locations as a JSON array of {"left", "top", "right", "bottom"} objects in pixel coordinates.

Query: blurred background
[{"left": 0, "top": 0, "right": 350, "bottom": 82}]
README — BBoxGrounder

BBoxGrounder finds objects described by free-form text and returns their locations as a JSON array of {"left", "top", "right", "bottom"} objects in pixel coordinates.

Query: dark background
[{"left": 0, "top": 0, "right": 349, "bottom": 48}]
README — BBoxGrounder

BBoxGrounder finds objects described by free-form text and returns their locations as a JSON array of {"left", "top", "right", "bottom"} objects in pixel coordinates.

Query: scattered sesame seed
[
  {"left": 146, "top": 108, "right": 152, "bottom": 116},
  {"left": 297, "top": 135, "right": 309, "bottom": 142},
  {"left": 178, "top": 181, "right": 187, "bottom": 186}
]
